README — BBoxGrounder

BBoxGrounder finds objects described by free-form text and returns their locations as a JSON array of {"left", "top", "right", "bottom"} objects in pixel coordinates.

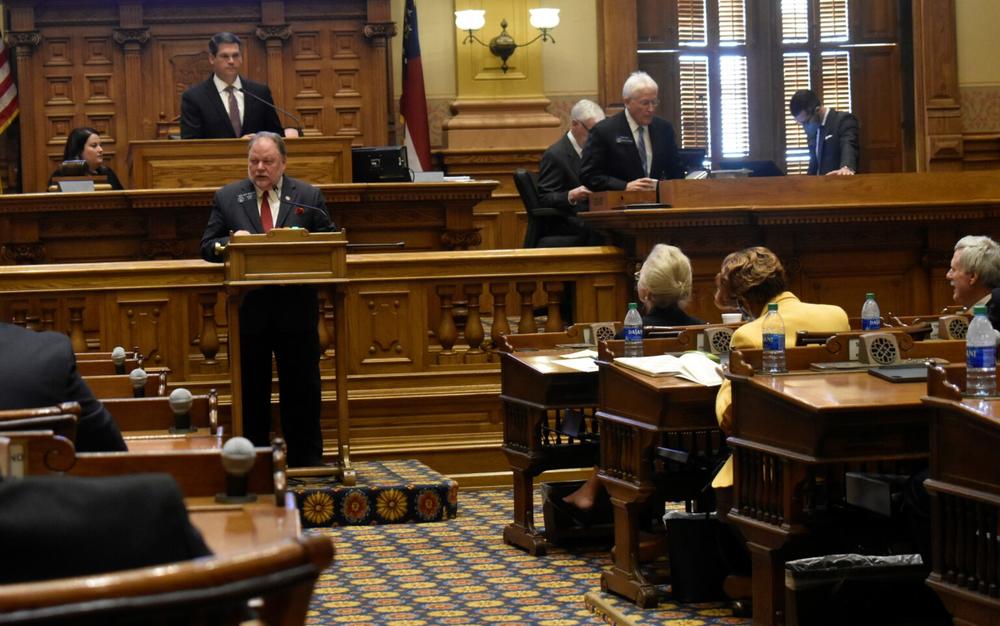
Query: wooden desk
[
  {"left": 500, "top": 350, "right": 600, "bottom": 555},
  {"left": 596, "top": 361, "right": 721, "bottom": 607},
  {"left": 922, "top": 366, "right": 1000, "bottom": 625},
  {"left": 122, "top": 430, "right": 224, "bottom": 452},
  {"left": 728, "top": 370, "right": 930, "bottom": 625},
  {"left": 187, "top": 493, "right": 302, "bottom": 557},
  {"left": 582, "top": 171, "right": 1000, "bottom": 321},
  {"left": 0, "top": 182, "right": 496, "bottom": 264}
]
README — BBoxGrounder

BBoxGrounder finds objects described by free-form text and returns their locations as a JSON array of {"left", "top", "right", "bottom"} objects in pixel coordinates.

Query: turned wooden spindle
[
  {"left": 463, "top": 283, "right": 485, "bottom": 358},
  {"left": 39, "top": 299, "right": 58, "bottom": 331},
  {"left": 436, "top": 285, "right": 458, "bottom": 357},
  {"left": 543, "top": 281, "right": 564, "bottom": 332},
  {"left": 66, "top": 298, "right": 87, "bottom": 353},
  {"left": 316, "top": 291, "right": 332, "bottom": 360},
  {"left": 515, "top": 281, "right": 537, "bottom": 334},
  {"left": 10, "top": 301, "right": 28, "bottom": 328},
  {"left": 489, "top": 282, "right": 511, "bottom": 345},
  {"left": 197, "top": 291, "right": 220, "bottom": 364}
]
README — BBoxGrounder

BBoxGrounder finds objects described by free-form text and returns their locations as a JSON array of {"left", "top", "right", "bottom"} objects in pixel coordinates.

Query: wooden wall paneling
[
  {"left": 853, "top": 46, "right": 903, "bottom": 173},
  {"left": 596, "top": 0, "right": 638, "bottom": 108},
  {"left": 855, "top": 0, "right": 898, "bottom": 41},
  {"left": 911, "top": 0, "right": 963, "bottom": 171}
]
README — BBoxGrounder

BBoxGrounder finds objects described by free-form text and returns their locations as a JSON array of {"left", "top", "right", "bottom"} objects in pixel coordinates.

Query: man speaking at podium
[
  {"left": 580, "top": 71, "right": 684, "bottom": 193},
  {"left": 181, "top": 32, "right": 294, "bottom": 139},
  {"left": 201, "top": 132, "right": 335, "bottom": 467}
]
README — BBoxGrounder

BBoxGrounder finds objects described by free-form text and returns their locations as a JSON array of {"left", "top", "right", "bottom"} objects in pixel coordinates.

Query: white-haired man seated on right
[{"left": 947, "top": 235, "right": 1000, "bottom": 330}]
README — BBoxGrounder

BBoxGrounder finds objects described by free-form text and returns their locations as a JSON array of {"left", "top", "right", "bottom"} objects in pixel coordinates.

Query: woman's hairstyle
[
  {"left": 62, "top": 127, "right": 99, "bottom": 162},
  {"left": 714, "top": 246, "right": 787, "bottom": 310},
  {"left": 638, "top": 244, "right": 693, "bottom": 309}
]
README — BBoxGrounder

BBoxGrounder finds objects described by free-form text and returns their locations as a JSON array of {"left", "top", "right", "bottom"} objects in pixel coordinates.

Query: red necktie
[{"left": 260, "top": 193, "right": 273, "bottom": 233}]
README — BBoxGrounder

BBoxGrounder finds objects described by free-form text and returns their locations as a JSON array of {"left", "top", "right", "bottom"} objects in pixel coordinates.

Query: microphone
[
  {"left": 129, "top": 367, "right": 148, "bottom": 398},
  {"left": 216, "top": 436, "right": 258, "bottom": 504},
  {"left": 277, "top": 197, "right": 337, "bottom": 231},
  {"left": 168, "top": 387, "right": 196, "bottom": 434},
  {"left": 237, "top": 87, "right": 303, "bottom": 135},
  {"left": 111, "top": 346, "right": 126, "bottom": 375}
]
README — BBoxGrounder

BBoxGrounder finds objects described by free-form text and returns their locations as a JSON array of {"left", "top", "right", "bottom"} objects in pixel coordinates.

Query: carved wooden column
[
  {"left": 256, "top": 24, "right": 291, "bottom": 123},
  {"left": 912, "top": 0, "right": 963, "bottom": 171},
  {"left": 363, "top": 16, "right": 396, "bottom": 147},
  {"left": 5, "top": 2, "right": 40, "bottom": 191},
  {"left": 596, "top": 0, "right": 638, "bottom": 108},
  {"left": 489, "top": 282, "right": 511, "bottom": 346},
  {"left": 114, "top": 3, "right": 149, "bottom": 145},
  {"left": 516, "top": 281, "right": 537, "bottom": 334}
]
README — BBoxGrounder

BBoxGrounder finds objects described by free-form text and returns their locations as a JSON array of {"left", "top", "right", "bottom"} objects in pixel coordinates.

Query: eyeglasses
[
  {"left": 633, "top": 271, "right": 641, "bottom": 281},
  {"left": 635, "top": 99, "right": 659, "bottom": 108}
]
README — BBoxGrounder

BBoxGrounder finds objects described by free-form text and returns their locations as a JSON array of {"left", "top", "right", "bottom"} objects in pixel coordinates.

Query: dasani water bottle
[
  {"left": 861, "top": 292, "right": 881, "bottom": 330},
  {"left": 623, "top": 302, "right": 644, "bottom": 358},
  {"left": 966, "top": 305, "right": 996, "bottom": 396},
  {"left": 761, "top": 302, "right": 786, "bottom": 373}
]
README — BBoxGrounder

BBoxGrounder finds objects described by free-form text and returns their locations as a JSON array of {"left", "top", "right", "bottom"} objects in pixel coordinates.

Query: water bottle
[
  {"left": 623, "top": 302, "right": 644, "bottom": 358},
  {"left": 966, "top": 305, "right": 996, "bottom": 396},
  {"left": 761, "top": 302, "right": 786, "bottom": 373},
  {"left": 861, "top": 292, "right": 881, "bottom": 330}
]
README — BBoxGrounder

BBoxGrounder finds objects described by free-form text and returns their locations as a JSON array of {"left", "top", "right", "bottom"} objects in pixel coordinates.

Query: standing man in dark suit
[
  {"left": 201, "top": 132, "right": 335, "bottom": 467},
  {"left": 789, "top": 89, "right": 859, "bottom": 176},
  {"left": 580, "top": 71, "right": 685, "bottom": 192},
  {"left": 537, "top": 99, "right": 605, "bottom": 211},
  {"left": 0, "top": 322, "right": 127, "bottom": 453},
  {"left": 181, "top": 32, "right": 295, "bottom": 140}
]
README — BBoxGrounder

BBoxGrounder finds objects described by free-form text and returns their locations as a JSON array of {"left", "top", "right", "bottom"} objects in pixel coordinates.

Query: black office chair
[{"left": 513, "top": 169, "right": 584, "bottom": 248}]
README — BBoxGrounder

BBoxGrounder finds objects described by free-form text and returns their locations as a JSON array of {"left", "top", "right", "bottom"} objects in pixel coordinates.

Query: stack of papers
[{"left": 614, "top": 352, "right": 723, "bottom": 386}]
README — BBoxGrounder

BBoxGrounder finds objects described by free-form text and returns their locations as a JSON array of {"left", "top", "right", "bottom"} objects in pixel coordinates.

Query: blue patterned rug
[
  {"left": 289, "top": 460, "right": 458, "bottom": 528},
  {"left": 306, "top": 488, "right": 750, "bottom": 625}
]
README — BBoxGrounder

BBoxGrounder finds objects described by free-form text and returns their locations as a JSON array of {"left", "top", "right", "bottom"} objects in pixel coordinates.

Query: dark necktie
[
  {"left": 815, "top": 127, "right": 825, "bottom": 172},
  {"left": 636, "top": 126, "right": 648, "bottom": 176},
  {"left": 260, "top": 193, "right": 273, "bottom": 233},
  {"left": 226, "top": 85, "right": 241, "bottom": 137}
]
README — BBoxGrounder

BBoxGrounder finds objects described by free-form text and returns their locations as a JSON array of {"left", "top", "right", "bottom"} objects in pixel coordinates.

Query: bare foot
[{"left": 562, "top": 491, "right": 595, "bottom": 511}]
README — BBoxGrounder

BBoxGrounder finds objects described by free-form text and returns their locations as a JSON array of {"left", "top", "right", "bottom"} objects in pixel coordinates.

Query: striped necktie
[
  {"left": 636, "top": 126, "right": 648, "bottom": 176},
  {"left": 226, "top": 85, "right": 241, "bottom": 137}
]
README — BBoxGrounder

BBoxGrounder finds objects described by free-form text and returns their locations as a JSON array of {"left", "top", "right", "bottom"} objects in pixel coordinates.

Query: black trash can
[
  {"left": 784, "top": 553, "right": 951, "bottom": 626},
  {"left": 664, "top": 511, "right": 727, "bottom": 603}
]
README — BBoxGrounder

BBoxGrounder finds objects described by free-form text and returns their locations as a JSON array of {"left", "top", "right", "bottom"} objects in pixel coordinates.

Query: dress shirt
[
  {"left": 255, "top": 177, "right": 282, "bottom": 226},
  {"left": 567, "top": 130, "right": 584, "bottom": 158},
  {"left": 213, "top": 74, "right": 245, "bottom": 125},
  {"left": 624, "top": 109, "right": 652, "bottom": 177}
]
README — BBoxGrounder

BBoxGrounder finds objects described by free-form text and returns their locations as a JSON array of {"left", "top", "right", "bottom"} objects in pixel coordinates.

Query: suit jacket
[
  {"left": 712, "top": 292, "right": 850, "bottom": 488},
  {"left": 200, "top": 175, "right": 336, "bottom": 333},
  {"left": 0, "top": 474, "right": 211, "bottom": 584},
  {"left": 180, "top": 76, "right": 283, "bottom": 139},
  {"left": 808, "top": 109, "right": 860, "bottom": 175},
  {"left": 537, "top": 134, "right": 586, "bottom": 212},
  {"left": 0, "top": 323, "right": 126, "bottom": 452},
  {"left": 580, "top": 111, "right": 684, "bottom": 191}
]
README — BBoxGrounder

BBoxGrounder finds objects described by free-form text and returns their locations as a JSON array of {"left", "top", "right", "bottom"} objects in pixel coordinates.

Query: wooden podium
[
  {"left": 222, "top": 228, "right": 354, "bottom": 484},
  {"left": 128, "top": 137, "right": 353, "bottom": 189}
]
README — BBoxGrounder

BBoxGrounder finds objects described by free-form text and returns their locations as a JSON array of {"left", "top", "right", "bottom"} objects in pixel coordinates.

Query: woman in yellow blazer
[{"left": 711, "top": 247, "right": 850, "bottom": 494}]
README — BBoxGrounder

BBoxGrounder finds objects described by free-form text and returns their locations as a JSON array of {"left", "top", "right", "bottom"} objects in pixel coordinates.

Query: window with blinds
[
  {"left": 779, "top": 0, "right": 854, "bottom": 174},
  {"left": 672, "top": 0, "right": 749, "bottom": 161}
]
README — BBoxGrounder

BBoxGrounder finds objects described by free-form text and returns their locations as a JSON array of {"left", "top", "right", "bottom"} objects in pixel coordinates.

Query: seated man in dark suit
[
  {"left": 789, "top": 89, "right": 859, "bottom": 176},
  {"left": 947, "top": 235, "right": 1000, "bottom": 330},
  {"left": 538, "top": 99, "right": 605, "bottom": 212},
  {"left": 180, "top": 32, "right": 297, "bottom": 139},
  {"left": 0, "top": 322, "right": 126, "bottom": 452},
  {"left": 580, "top": 71, "right": 685, "bottom": 192},
  {"left": 0, "top": 474, "right": 211, "bottom": 583}
]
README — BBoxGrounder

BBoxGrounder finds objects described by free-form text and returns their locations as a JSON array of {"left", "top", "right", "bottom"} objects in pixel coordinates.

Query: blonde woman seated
[
  {"left": 559, "top": 244, "right": 702, "bottom": 518},
  {"left": 711, "top": 247, "right": 849, "bottom": 499}
]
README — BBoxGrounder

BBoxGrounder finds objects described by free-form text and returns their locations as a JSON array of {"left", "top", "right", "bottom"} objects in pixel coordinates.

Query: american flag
[
  {"left": 400, "top": 0, "right": 431, "bottom": 172},
  {"left": 0, "top": 38, "right": 18, "bottom": 136}
]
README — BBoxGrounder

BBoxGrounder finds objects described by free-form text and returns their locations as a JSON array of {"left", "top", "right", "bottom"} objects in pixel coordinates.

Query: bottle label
[
  {"left": 862, "top": 318, "right": 881, "bottom": 330},
  {"left": 763, "top": 333, "right": 785, "bottom": 351},
  {"left": 624, "top": 326, "right": 643, "bottom": 343},
  {"left": 967, "top": 345, "right": 997, "bottom": 369}
]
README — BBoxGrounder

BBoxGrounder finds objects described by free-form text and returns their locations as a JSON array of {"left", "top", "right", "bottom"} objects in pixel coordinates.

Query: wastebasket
[
  {"left": 664, "top": 511, "right": 727, "bottom": 603},
  {"left": 784, "top": 553, "right": 950, "bottom": 626}
]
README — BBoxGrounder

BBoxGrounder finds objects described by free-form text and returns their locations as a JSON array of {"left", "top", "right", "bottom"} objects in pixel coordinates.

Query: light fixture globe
[
  {"left": 454, "top": 9, "right": 486, "bottom": 32},
  {"left": 528, "top": 8, "right": 560, "bottom": 30}
]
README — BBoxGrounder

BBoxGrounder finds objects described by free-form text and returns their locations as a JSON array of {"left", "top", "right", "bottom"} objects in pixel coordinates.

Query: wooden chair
[
  {"left": 496, "top": 322, "right": 613, "bottom": 352},
  {"left": 102, "top": 390, "right": 218, "bottom": 433},
  {"left": 0, "top": 430, "right": 286, "bottom": 500},
  {"left": 0, "top": 403, "right": 81, "bottom": 444},
  {"left": 0, "top": 534, "right": 334, "bottom": 626},
  {"left": 84, "top": 370, "right": 168, "bottom": 399},
  {"left": 598, "top": 332, "right": 698, "bottom": 360}
]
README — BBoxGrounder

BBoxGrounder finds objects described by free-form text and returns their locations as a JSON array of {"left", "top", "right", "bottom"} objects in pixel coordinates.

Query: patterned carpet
[{"left": 306, "top": 488, "right": 750, "bottom": 625}]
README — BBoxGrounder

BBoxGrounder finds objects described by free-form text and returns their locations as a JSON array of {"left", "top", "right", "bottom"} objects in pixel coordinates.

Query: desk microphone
[
  {"left": 237, "top": 87, "right": 304, "bottom": 134},
  {"left": 277, "top": 197, "right": 337, "bottom": 231}
]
